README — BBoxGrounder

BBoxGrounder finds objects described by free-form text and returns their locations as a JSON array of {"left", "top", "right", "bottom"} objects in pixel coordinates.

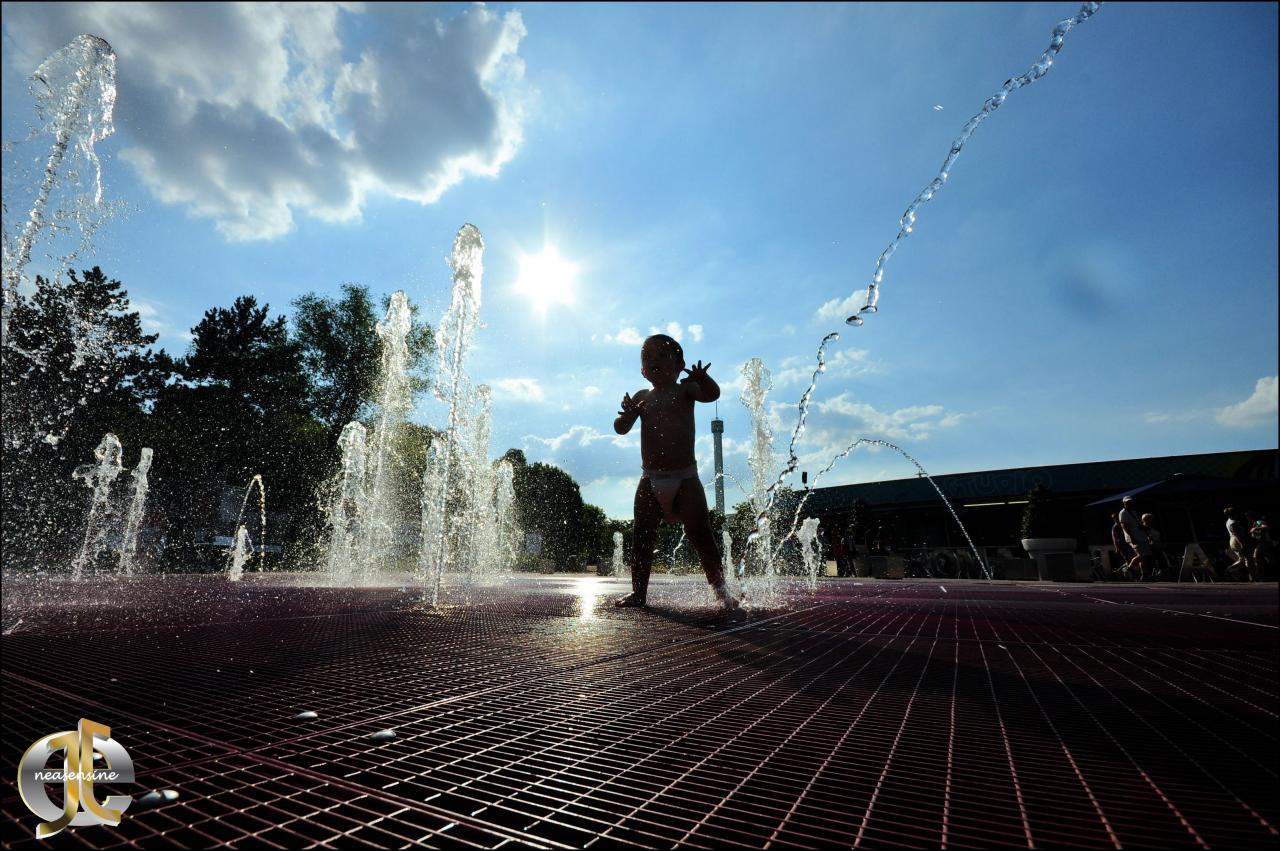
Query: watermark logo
[{"left": 17, "top": 718, "right": 134, "bottom": 839}]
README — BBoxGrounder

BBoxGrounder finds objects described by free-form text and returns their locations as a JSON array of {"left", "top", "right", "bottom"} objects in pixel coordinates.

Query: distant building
[{"left": 799, "top": 449, "right": 1277, "bottom": 555}]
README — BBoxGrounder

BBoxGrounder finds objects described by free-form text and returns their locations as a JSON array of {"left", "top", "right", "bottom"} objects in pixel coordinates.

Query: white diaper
[{"left": 643, "top": 465, "right": 699, "bottom": 523}]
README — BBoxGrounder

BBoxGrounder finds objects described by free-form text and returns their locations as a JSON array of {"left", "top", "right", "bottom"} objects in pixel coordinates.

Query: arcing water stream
[{"left": 746, "top": 3, "right": 1104, "bottom": 579}]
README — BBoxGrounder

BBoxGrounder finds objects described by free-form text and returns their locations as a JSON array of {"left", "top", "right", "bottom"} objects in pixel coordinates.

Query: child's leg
[
  {"left": 674, "top": 478, "right": 725, "bottom": 592},
  {"left": 627, "top": 477, "right": 663, "bottom": 603}
]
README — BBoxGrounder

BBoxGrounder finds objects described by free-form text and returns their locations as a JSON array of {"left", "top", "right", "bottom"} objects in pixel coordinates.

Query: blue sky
[{"left": 3, "top": 2, "right": 1276, "bottom": 520}]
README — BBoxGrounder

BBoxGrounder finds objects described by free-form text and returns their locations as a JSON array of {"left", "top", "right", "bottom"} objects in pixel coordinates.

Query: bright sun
[{"left": 514, "top": 246, "right": 579, "bottom": 315}]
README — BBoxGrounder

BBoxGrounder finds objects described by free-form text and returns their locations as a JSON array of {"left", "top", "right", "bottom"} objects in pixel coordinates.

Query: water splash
[
  {"left": 323, "top": 421, "right": 368, "bottom": 581},
  {"left": 227, "top": 526, "right": 251, "bottom": 583},
  {"left": 493, "top": 459, "right": 519, "bottom": 570},
  {"left": 358, "top": 292, "right": 414, "bottom": 578},
  {"left": 468, "top": 385, "right": 493, "bottom": 582},
  {"left": 742, "top": 350, "right": 990, "bottom": 580},
  {"left": 778, "top": 436, "right": 991, "bottom": 579},
  {"left": 744, "top": 336, "right": 838, "bottom": 553},
  {"left": 418, "top": 441, "right": 446, "bottom": 584},
  {"left": 430, "top": 224, "right": 485, "bottom": 606},
  {"left": 797, "top": 517, "right": 822, "bottom": 590},
  {"left": 319, "top": 292, "right": 417, "bottom": 582},
  {"left": 612, "top": 531, "right": 625, "bottom": 578},
  {"left": 845, "top": 2, "right": 1103, "bottom": 325},
  {"left": 2, "top": 35, "right": 118, "bottom": 348},
  {"left": 463, "top": 384, "right": 508, "bottom": 590},
  {"left": 740, "top": 358, "right": 776, "bottom": 514},
  {"left": 69, "top": 432, "right": 123, "bottom": 580},
  {"left": 740, "top": 358, "right": 780, "bottom": 579},
  {"left": 117, "top": 447, "right": 152, "bottom": 576},
  {"left": 670, "top": 529, "right": 687, "bottom": 571},
  {"left": 231, "top": 474, "right": 267, "bottom": 573}
]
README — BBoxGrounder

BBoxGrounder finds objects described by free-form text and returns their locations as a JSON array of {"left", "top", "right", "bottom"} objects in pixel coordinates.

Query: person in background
[
  {"left": 843, "top": 529, "right": 860, "bottom": 576},
  {"left": 1118, "top": 496, "right": 1152, "bottom": 580},
  {"left": 831, "top": 528, "right": 846, "bottom": 578},
  {"left": 1110, "top": 511, "right": 1135, "bottom": 579},
  {"left": 1246, "top": 511, "right": 1272, "bottom": 580},
  {"left": 1140, "top": 513, "right": 1168, "bottom": 580},
  {"left": 1224, "top": 506, "right": 1255, "bottom": 581}
]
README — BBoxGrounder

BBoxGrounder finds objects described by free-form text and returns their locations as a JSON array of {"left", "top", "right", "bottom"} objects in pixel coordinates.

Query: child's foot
[
  {"left": 614, "top": 593, "right": 647, "bottom": 608},
  {"left": 714, "top": 586, "right": 741, "bottom": 612}
]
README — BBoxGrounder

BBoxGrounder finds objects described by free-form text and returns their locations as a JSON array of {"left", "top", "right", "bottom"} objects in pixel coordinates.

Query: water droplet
[
  {"left": 136, "top": 789, "right": 179, "bottom": 809},
  {"left": 292, "top": 711, "right": 318, "bottom": 721},
  {"left": 367, "top": 729, "right": 397, "bottom": 742}
]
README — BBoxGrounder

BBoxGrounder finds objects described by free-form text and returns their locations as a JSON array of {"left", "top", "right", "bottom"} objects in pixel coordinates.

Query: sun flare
[{"left": 514, "top": 246, "right": 579, "bottom": 315}]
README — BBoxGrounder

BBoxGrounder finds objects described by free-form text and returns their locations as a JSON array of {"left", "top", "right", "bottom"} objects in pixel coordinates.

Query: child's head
[{"left": 641, "top": 334, "right": 684, "bottom": 386}]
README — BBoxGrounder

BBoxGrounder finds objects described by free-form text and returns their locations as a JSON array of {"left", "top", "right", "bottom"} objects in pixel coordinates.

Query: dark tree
[
  {"left": 183, "top": 296, "right": 308, "bottom": 415},
  {"left": 1, "top": 268, "right": 173, "bottom": 567},
  {"left": 513, "top": 461, "right": 586, "bottom": 570},
  {"left": 148, "top": 295, "right": 326, "bottom": 565},
  {"left": 292, "top": 284, "right": 434, "bottom": 438},
  {"left": 577, "top": 503, "right": 608, "bottom": 568}
]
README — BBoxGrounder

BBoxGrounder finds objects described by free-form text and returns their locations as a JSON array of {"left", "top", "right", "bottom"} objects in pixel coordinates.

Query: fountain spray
[
  {"left": 117, "top": 447, "right": 153, "bottom": 576},
  {"left": 70, "top": 432, "right": 123, "bottom": 580},
  {"left": 431, "top": 224, "right": 485, "bottom": 606},
  {"left": 612, "top": 531, "right": 625, "bottom": 579},
  {"left": 324, "top": 421, "right": 368, "bottom": 580},
  {"left": 2, "top": 35, "right": 117, "bottom": 348}
]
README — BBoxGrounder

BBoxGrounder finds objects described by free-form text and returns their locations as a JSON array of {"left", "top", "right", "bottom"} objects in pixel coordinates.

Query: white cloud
[
  {"left": 582, "top": 385, "right": 601, "bottom": 398},
  {"left": 650, "top": 322, "right": 680, "bottom": 340},
  {"left": 520, "top": 424, "right": 639, "bottom": 515},
  {"left": 814, "top": 292, "right": 866, "bottom": 323},
  {"left": 773, "top": 348, "right": 877, "bottom": 387},
  {"left": 1143, "top": 376, "right": 1277, "bottom": 429},
  {"left": 2, "top": 3, "right": 529, "bottom": 241},
  {"left": 599, "top": 321, "right": 704, "bottom": 348},
  {"left": 128, "top": 298, "right": 192, "bottom": 348},
  {"left": 600, "top": 326, "right": 645, "bottom": 346},
  {"left": 523, "top": 424, "right": 633, "bottom": 453},
  {"left": 1216, "top": 376, "right": 1278, "bottom": 428},
  {"left": 581, "top": 475, "right": 638, "bottom": 520},
  {"left": 491, "top": 377, "right": 545, "bottom": 402},
  {"left": 815, "top": 393, "right": 967, "bottom": 441},
  {"left": 1144, "top": 410, "right": 1206, "bottom": 425}
]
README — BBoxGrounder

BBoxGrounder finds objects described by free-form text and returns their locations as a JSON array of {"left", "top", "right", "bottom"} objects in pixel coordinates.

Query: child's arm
[
  {"left": 681, "top": 361, "right": 720, "bottom": 403},
  {"left": 614, "top": 390, "right": 647, "bottom": 434}
]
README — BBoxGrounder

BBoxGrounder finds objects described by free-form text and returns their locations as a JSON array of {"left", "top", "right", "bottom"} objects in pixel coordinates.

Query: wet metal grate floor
[{"left": 3, "top": 575, "right": 1277, "bottom": 848}]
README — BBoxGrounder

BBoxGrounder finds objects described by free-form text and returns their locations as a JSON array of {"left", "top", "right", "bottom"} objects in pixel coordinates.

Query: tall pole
[{"left": 711, "top": 416, "right": 725, "bottom": 515}]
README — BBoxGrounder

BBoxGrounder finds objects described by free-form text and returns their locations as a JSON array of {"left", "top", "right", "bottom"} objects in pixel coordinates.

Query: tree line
[{"left": 0, "top": 268, "right": 617, "bottom": 573}]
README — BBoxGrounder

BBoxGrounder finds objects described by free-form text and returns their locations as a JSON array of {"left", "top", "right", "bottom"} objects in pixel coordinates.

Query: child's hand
[
  {"left": 683, "top": 361, "right": 712, "bottom": 383},
  {"left": 618, "top": 393, "right": 644, "bottom": 417}
]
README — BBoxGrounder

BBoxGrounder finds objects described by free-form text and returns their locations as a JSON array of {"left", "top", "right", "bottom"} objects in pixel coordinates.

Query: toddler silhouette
[{"left": 614, "top": 334, "right": 736, "bottom": 610}]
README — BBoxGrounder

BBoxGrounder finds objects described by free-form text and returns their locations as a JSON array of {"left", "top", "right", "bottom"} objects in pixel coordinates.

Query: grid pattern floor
[{"left": 3, "top": 574, "right": 1276, "bottom": 848}]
